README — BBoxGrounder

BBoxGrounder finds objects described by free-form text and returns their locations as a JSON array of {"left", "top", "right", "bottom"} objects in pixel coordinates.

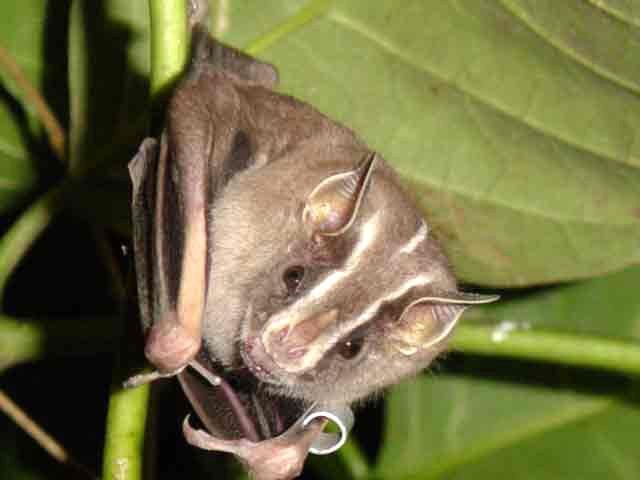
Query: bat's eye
[
  {"left": 283, "top": 266, "right": 305, "bottom": 294},
  {"left": 338, "top": 338, "right": 364, "bottom": 360}
]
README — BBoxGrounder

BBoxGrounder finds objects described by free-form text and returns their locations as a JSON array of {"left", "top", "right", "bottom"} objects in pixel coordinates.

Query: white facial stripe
[
  {"left": 350, "top": 273, "right": 434, "bottom": 332},
  {"left": 398, "top": 221, "right": 428, "bottom": 255},
  {"left": 265, "top": 212, "right": 382, "bottom": 333},
  {"left": 300, "top": 211, "right": 381, "bottom": 305}
]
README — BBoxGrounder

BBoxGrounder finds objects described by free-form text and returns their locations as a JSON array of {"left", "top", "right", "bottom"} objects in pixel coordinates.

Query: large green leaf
[
  {"left": 57, "top": 0, "right": 640, "bottom": 287},
  {"left": 213, "top": 0, "right": 640, "bottom": 287},
  {"left": 5, "top": 1, "right": 640, "bottom": 284},
  {"left": 0, "top": 1, "right": 55, "bottom": 213},
  {"left": 376, "top": 266, "right": 640, "bottom": 479},
  {"left": 0, "top": 429, "right": 48, "bottom": 480}
]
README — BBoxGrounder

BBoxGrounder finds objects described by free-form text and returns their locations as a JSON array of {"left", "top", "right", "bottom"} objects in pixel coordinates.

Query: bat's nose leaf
[{"left": 264, "top": 309, "right": 339, "bottom": 373}]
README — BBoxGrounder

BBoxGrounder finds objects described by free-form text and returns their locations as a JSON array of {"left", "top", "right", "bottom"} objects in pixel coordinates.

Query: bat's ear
[
  {"left": 390, "top": 292, "right": 500, "bottom": 356},
  {"left": 303, "top": 152, "right": 377, "bottom": 236}
]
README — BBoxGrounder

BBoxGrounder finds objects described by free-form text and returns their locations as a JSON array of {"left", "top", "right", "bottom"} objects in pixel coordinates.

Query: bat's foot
[
  {"left": 144, "top": 315, "right": 201, "bottom": 374},
  {"left": 182, "top": 414, "right": 326, "bottom": 480},
  {"left": 123, "top": 359, "right": 221, "bottom": 389}
]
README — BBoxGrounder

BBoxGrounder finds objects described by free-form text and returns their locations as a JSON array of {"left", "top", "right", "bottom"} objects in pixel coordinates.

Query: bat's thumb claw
[{"left": 182, "top": 414, "right": 210, "bottom": 449}]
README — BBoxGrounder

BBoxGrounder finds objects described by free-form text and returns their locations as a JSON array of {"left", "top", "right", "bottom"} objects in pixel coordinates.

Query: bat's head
[{"left": 204, "top": 144, "right": 497, "bottom": 405}]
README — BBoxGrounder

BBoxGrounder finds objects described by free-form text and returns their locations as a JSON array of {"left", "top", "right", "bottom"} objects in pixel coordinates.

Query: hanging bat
[{"left": 126, "top": 10, "right": 498, "bottom": 480}]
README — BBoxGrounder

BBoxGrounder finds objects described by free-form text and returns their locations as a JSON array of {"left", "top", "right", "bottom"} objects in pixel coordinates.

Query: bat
[{"left": 126, "top": 7, "right": 498, "bottom": 479}]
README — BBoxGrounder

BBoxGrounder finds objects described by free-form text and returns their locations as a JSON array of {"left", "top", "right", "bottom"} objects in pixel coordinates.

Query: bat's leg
[
  {"left": 183, "top": 415, "right": 326, "bottom": 480},
  {"left": 186, "top": 360, "right": 261, "bottom": 442}
]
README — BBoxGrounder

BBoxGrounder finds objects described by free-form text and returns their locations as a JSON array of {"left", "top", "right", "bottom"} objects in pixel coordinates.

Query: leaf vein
[
  {"left": 405, "top": 173, "right": 637, "bottom": 227},
  {"left": 418, "top": 398, "right": 614, "bottom": 480},
  {"left": 586, "top": 0, "right": 640, "bottom": 30},
  {"left": 498, "top": 0, "right": 640, "bottom": 97},
  {"left": 327, "top": 8, "right": 638, "bottom": 169}
]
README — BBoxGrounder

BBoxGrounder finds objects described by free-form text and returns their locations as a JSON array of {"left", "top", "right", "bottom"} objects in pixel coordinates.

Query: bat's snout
[{"left": 262, "top": 309, "right": 340, "bottom": 374}]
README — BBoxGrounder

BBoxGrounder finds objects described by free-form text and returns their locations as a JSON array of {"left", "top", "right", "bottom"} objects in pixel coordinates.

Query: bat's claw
[
  {"left": 182, "top": 414, "right": 326, "bottom": 480},
  {"left": 123, "top": 366, "right": 186, "bottom": 388}
]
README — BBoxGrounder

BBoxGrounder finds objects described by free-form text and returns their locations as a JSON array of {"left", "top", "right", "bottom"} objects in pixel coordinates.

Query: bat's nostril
[
  {"left": 263, "top": 309, "right": 340, "bottom": 372},
  {"left": 272, "top": 326, "right": 290, "bottom": 344}
]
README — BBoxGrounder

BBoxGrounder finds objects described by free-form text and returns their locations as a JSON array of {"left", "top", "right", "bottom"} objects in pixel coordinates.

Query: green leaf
[
  {"left": 0, "top": 430, "right": 48, "bottom": 480},
  {"left": 0, "top": 149, "right": 38, "bottom": 214},
  {"left": 376, "top": 266, "right": 640, "bottom": 479},
  {"left": 216, "top": 0, "right": 640, "bottom": 287},
  {"left": 468, "top": 266, "right": 640, "bottom": 340},
  {"left": 68, "top": 0, "right": 150, "bottom": 175},
  {"left": 0, "top": 0, "right": 54, "bottom": 213},
  {"left": 60, "top": 0, "right": 640, "bottom": 286}
]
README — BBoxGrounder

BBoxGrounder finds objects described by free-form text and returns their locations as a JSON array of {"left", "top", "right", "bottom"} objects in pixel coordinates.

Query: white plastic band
[{"left": 302, "top": 404, "right": 355, "bottom": 455}]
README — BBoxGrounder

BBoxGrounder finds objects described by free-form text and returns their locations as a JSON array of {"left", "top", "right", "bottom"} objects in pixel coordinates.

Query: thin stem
[
  {"left": 102, "top": 382, "right": 151, "bottom": 480},
  {"left": 308, "top": 435, "right": 370, "bottom": 480},
  {"left": 0, "top": 183, "right": 67, "bottom": 304},
  {"left": 0, "top": 43, "right": 66, "bottom": 161},
  {"left": 245, "top": 0, "right": 333, "bottom": 55},
  {"left": 0, "top": 314, "right": 118, "bottom": 372},
  {"left": 0, "top": 390, "right": 96, "bottom": 480},
  {"left": 337, "top": 438, "right": 370, "bottom": 479},
  {"left": 452, "top": 324, "right": 640, "bottom": 377},
  {"left": 148, "top": 0, "right": 189, "bottom": 93},
  {"left": 148, "top": 0, "right": 189, "bottom": 128},
  {"left": 102, "top": 2, "right": 189, "bottom": 480}
]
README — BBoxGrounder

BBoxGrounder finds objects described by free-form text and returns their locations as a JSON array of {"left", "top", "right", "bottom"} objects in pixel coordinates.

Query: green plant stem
[
  {"left": 0, "top": 43, "right": 66, "bottom": 161},
  {"left": 148, "top": 0, "right": 189, "bottom": 127},
  {"left": 337, "top": 438, "right": 370, "bottom": 479},
  {"left": 101, "top": 2, "right": 189, "bottom": 480},
  {"left": 0, "top": 314, "right": 118, "bottom": 372},
  {"left": 148, "top": 0, "right": 188, "bottom": 93},
  {"left": 102, "top": 382, "right": 151, "bottom": 480},
  {"left": 452, "top": 324, "right": 640, "bottom": 377},
  {"left": 245, "top": 0, "right": 333, "bottom": 55},
  {"left": 4, "top": 315, "right": 640, "bottom": 380},
  {"left": 0, "top": 389, "right": 97, "bottom": 479},
  {"left": 0, "top": 184, "right": 67, "bottom": 304}
]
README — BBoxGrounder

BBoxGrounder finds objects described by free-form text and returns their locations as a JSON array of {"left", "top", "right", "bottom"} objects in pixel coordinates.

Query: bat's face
[{"left": 203, "top": 147, "right": 489, "bottom": 405}]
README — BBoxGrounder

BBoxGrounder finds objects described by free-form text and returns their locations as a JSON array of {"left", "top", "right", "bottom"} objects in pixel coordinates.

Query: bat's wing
[
  {"left": 129, "top": 137, "right": 160, "bottom": 332},
  {"left": 128, "top": 28, "right": 282, "bottom": 376},
  {"left": 178, "top": 353, "right": 309, "bottom": 442}
]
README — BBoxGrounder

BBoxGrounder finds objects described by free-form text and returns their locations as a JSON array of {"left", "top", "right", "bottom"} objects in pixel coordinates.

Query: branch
[
  {"left": 101, "top": 381, "right": 151, "bottom": 480},
  {"left": 0, "top": 184, "right": 67, "bottom": 304},
  {"left": 101, "top": 2, "right": 189, "bottom": 480},
  {"left": 148, "top": 0, "right": 189, "bottom": 129},
  {"left": 0, "top": 314, "right": 118, "bottom": 372},
  {"left": 452, "top": 324, "right": 640, "bottom": 377},
  {"left": 245, "top": 0, "right": 332, "bottom": 55},
  {"left": 0, "top": 389, "right": 96, "bottom": 479},
  {"left": 0, "top": 43, "right": 66, "bottom": 161}
]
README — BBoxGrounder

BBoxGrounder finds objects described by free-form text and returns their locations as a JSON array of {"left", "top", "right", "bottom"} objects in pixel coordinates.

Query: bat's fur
[{"left": 129, "top": 7, "right": 497, "bottom": 476}]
